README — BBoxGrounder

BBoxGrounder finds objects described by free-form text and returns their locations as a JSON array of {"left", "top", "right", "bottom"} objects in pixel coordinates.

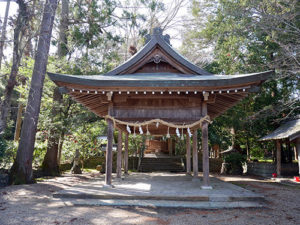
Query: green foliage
[
  {"left": 225, "top": 152, "right": 246, "bottom": 166},
  {"left": 0, "top": 140, "right": 18, "bottom": 168},
  {"left": 68, "top": 0, "right": 122, "bottom": 73},
  {"left": 182, "top": 0, "right": 299, "bottom": 159},
  {"left": 175, "top": 136, "right": 186, "bottom": 156},
  {"left": 0, "top": 136, "right": 7, "bottom": 162},
  {"left": 208, "top": 118, "right": 232, "bottom": 150},
  {"left": 61, "top": 119, "right": 107, "bottom": 163},
  {"left": 224, "top": 152, "right": 246, "bottom": 174},
  {"left": 128, "top": 134, "right": 146, "bottom": 156}
]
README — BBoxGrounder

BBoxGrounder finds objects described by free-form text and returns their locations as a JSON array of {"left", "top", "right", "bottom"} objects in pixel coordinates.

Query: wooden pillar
[
  {"left": 201, "top": 101, "right": 212, "bottom": 189},
  {"left": 296, "top": 137, "right": 300, "bottom": 176},
  {"left": 192, "top": 129, "right": 198, "bottom": 180},
  {"left": 105, "top": 118, "right": 114, "bottom": 185},
  {"left": 276, "top": 139, "right": 281, "bottom": 177},
  {"left": 168, "top": 138, "right": 173, "bottom": 156},
  {"left": 116, "top": 130, "right": 122, "bottom": 178},
  {"left": 124, "top": 133, "right": 129, "bottom": 175},
  {"left": 186, "top": 134, "right": 191, "bottom": 174}
]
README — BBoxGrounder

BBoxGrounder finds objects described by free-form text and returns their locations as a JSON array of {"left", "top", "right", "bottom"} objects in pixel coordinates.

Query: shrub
[
  {"left": 224, "top": 152, "right": 246, "bottom": 175},
  {"left": 0, "top": 139, "right": 18, "bottom": 168},
  {"left": 0, "top": 137, "right": 7, "bottom": 161}
]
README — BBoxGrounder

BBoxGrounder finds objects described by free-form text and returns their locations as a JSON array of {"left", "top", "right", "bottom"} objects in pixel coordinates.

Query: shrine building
[{"left": 48, "top": 27, "right": 272, "bottom": 189}]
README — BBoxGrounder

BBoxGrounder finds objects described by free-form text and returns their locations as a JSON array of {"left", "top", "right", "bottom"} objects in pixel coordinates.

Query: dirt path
[{"left": 0, "top": 172, "right": 299, "bottom": 225}]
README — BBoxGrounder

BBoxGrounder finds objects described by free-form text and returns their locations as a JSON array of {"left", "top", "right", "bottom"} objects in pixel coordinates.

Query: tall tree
[
  {"left": 0, "top": 0, "right": 29, "bottom": 136},
  {"left": 0, "top": 0, "right": 11, "bottom": 68},
  {"left": 182, "top": 0, "right": 299, "bottom": 157},
  {"left": 10, "top": 0, "right": 58, "bottom": 184},
  {"left": 42, "top": 0, "right": 69, "bottom": 176}
]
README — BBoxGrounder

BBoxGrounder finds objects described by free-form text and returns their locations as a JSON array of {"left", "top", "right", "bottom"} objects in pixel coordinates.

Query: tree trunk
[
  {"left": 41, "top": 87, "right": 62, "bottom": 176},
  {"left": 14, "top": 78, "right": 27, "bottom": 142},
  {"left": 57, "top": 130, "right": 65, "bottom": 165},
  {"left": 71, "top": 149, "right": 82, "bottom": 174},
  {"left": 9, "top": 0, "right": 58, "bottom": 184},
  {"left": 57, "top": 0, "right": 69, "bottom": 56},
  {"left": 14, "top": 101, "right": 24, "bottom": 141},
  {"left": 42, "top": 0, "right": 69, "bottom": 175},
  {"left": 0, "top": 1, "right": 28, "bottom": 135},
  {"left": 0, "top": 0, "right": 11, "bottom": 68}
]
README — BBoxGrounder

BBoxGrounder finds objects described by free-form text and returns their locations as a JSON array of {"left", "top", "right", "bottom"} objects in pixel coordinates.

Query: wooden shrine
[{"left": 48, "top": 27, "right": 272, "bottom": 189}]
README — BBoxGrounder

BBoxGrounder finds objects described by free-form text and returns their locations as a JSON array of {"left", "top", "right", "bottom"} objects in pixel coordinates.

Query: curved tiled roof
[
  {"left": 105, "top": 27, "right": 212, "bottom": 75},
  {"left": 48, "top": 71, "right": 273, "bottom": 88},
  {"left": 259, "top": 119, "right": 300, "bottom": 141}
]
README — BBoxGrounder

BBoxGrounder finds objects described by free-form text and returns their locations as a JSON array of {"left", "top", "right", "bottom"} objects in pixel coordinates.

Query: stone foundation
[
  {"left": 0, "top": 173, "right": 9, "bottom": 187},
  {"left": 247, "top": 162, "right": 299, "bottom": 177}
]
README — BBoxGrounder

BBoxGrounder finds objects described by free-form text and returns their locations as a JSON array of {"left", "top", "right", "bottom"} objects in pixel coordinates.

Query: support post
[
  {"left": 116, "top": 130, "right": 122, "bottom": 178},
  {"left": 192, "top": 129, "right": 198, "bottom": 180},
  {"left": 276, "top": 139, "right": 281, "bottom": 177},
  {"left": 168, "top": 138, "right": 172, "bottom": 156},
  {"left": 186, "top": 134, "right": 191, "bottom": 174},
  {"left": 124, "top": 133, "right": 129, "bottom": 175},
  {"left": 201, "top": 101, "right": 212, "bottom": 189},
  {"left": 296, "top": 138, "right": 300, "bottom": 176},
  {"left": 105, "top": 118, "right": 114, "bottom": 186}
]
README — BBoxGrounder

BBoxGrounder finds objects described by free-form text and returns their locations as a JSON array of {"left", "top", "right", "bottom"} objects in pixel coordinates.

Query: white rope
[{"left": 105, "top": 115, "right": 211, "bottom": 129}]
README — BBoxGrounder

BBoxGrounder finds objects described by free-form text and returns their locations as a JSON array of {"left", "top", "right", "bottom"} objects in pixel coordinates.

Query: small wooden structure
[
  {"left": 48, "top": 27, "right": 272, "bottom": 189},
  {"left": 260, "top": 118, "right": 300, "bottom": 176}
]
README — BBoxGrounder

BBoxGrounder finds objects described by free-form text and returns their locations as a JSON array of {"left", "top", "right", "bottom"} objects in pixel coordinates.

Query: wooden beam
[
  {"left": 296, "top": 138, "right": 300, "bottom": 176},
  {"left": 57, "top": 79, "right": 256, "bottom": 93},
  {"left": 116, "top": 130, "right": 122, "bottom": 178},
  {"left": 276, "top": 140, "right": 281, "bottom": 177},
  {"left": 113, "top": 108, "right": 202, "bottom": 121},
  {"left": 168, "top": 138, "right": 173, "bottom": 156},
  {"left": 192, "top": 129, "right": 198, "bottom": 180},
  {"left": 124, "top": 133, "right": 129, "bottom": 175},
  {"left": 119, "top": 94, "right": 203, "bottom": 101},
  {"left": 217, "top": 94, "right": 242, "bottom": 104},
  {"left": 105, "top": 117, "right": 113, "bottom": 186},
  {"left": 186, "top": 134, "right": 191, "bottom": 175},
  {"left": 201, "top": 101, "right": 211, "bottom": 189}
]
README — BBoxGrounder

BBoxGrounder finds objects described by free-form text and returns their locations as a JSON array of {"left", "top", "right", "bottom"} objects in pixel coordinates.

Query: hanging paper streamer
[
  {"left": 181, "top": 128, "right": 184, "bottom": 140},
  {"left": 146, "top": 124, "right": 150, "bottom": 136},
  {"left": 139, "top": 126, "right": 143, "bottom": 134},
  {"left": 187, "top": 127, "right": 192, "bottom": 137},
  {"left": 126, "top": 125, "right": 131, "bottom": 134},
  {"left": 133, "top": 127, "right": 136, "bottom": 137},
  {"left": 166, "top": 127, "right": 170, "bottom": 138},
  {"left": 176, "top": 127, "right": 180, "bottom": 138},
  {"left": 105, "top": 115, "right": 211, "bottom": 130}
]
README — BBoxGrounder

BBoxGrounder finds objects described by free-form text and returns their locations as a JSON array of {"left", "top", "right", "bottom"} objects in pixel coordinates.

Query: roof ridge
[{"left": 105, "top": 27, "right": 212, "bottom": 76}]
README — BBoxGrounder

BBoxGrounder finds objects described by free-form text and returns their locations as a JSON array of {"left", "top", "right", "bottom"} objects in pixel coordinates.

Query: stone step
[
  {"left": 139, "top": 167, "right": 184, "bottom": 171},
  {"left": 53, "top": 192, "right": 264, "bottom": 202},
  {"left": 139, "top": 164, "right": 183, "bottom": 167},
  {"left": 140, "top": 169, "right": 184, "bottom": 173},
  {"left": 139, "top": 157, "right": 184, "bottom": 172},
  {"left": 141, "top": 159, "right": 182, "bottom": 162},
  {"left": 53, "top": 198, "right": 264, "bottom": 209}
]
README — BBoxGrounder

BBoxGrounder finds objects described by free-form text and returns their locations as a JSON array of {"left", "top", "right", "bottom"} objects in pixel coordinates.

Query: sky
[
  {"left": 0, "top": 1, "right": 18, "bottom": 20},
  {"left": 0, "top": 0, "right": 189, "bottom": 47},
  {"left": 0, "top": 0, "right": 189, "bottom": 64}
]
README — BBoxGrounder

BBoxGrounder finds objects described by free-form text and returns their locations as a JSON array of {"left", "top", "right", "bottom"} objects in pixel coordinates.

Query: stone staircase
[{"left": 139, "top": 156, "right": 185, "bottom": 172}]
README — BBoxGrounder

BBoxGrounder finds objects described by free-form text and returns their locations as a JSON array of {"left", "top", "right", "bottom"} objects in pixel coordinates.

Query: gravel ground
[{"left": 0, "top": 172, "right": 299, "bottom": 225}]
